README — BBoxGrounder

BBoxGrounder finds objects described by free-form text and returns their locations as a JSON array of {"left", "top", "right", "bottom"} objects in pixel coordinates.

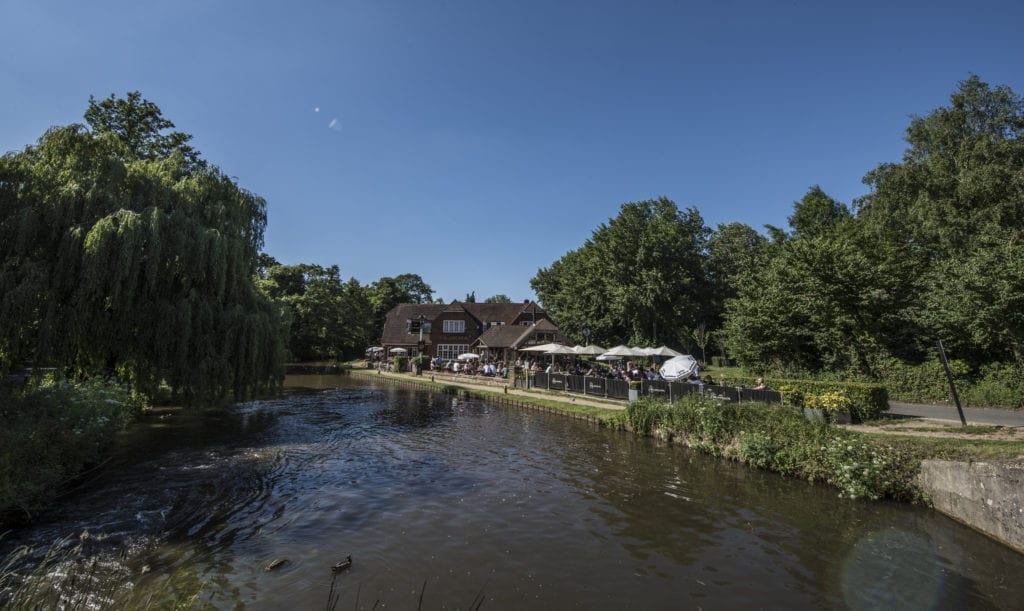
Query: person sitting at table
[{"left": 754, "top": 377, "right": 767, "bottom": 390}]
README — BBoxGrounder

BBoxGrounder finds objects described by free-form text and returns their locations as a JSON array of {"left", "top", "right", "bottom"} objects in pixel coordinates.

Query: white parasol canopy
[
  {"left": 573, "top": 344, "right": 607, "bottom": 356},
  {"left": 457, "top": 353, "right": 480, "bottom": 361},
  {"left": 659, "top": 355, "right": 699, "bottom": 381},
  {"left": 646, "top": 346, "right": 684, "bottom": 358},
  {"left": 367, "top": 346, "right": 384, "bottom": 353},
  {"left": 519, "top": 342, "right": 563, "bottom": 352},
  {"left": 543, "top": 344, "right": 578, "bottom": 355},
  {"left": 389, "top": 347, "right": 407, "bottom": 354},
  {"left": 601, "top": 345, "right": 646, "bottom": 358}
]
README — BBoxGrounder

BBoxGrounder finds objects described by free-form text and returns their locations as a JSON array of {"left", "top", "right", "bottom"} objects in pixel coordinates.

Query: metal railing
[{"left": 516, "top": 372, "right": 783, "bottom": 404}]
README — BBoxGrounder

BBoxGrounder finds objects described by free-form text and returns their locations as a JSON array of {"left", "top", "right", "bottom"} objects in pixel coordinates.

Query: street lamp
[{"left": 582, "top": 322, "right": 591, "bottom": 346}]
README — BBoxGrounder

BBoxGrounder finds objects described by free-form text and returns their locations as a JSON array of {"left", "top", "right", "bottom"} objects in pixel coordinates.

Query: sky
[{"left": 3, "top": 0, "right": 1023, "bottom": 303}]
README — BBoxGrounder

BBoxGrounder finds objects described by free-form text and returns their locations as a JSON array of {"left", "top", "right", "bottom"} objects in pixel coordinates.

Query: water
[{"left": 3, "top": 375, "right": 1023, "bottom": 609}]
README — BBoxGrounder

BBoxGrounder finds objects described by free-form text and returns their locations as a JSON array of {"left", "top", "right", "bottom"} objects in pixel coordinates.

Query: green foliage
[
  {"left": 257, "top": 263, "right": 373, "bottom": 362},
  {"left": 367, "top": 273, "right": 434, "bottom": 339},
  {"left": 0, "top": 93, "right": 284, "bottom": 402},
  {"left": 628, "top": 395, "right": 924, "bottom": 502},
  {"left": 1, "top": 378, "right": 143, "bottom": 523},
  {"left": 391, "top": 355, "right": 408, "bottom": 372},
  {"left": 960, "top": 362, "right": 1024, "bottom": 408},
  {"left": 531, "top": 197, "right": 710, "bottom": 348},
  {"left": 412, "top": 355, "right": 431, "bottom": 372},
  {"left": 804, "top": 391, "right": 853, "bottom": 413},
  {"left": 873, "top": 356, "right": 968, "bottom": 403},
  {"left": 484, "top": 294, "right": 512, "bottom": 303}
]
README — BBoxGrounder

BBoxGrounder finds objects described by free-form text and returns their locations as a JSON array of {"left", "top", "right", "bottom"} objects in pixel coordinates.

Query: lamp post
[{"left": 582, "top": 322, "right": 591, "bottom": 346}]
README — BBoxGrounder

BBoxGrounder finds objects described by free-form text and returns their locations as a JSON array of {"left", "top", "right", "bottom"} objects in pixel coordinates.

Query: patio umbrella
[
  {"left": 388, "top": 347, "right": 407, "bottom": 354},
  {"left": 600, "top": 344, "right": 637, "bottom": 358},
  {"left": 646, "top": 346, "right": 683, "bottom": 358},
  {"left": 457, "top": 353, "right": 480, "bottom": 361},
  {"left": 543, "top": 344, "right": 577, "bottom": 355},
  {"left": 367, "top": 346, "right": 384, "bottom": 353},
  {"left": 519, "top": 342, "right": 563, "bottom": 352},
  {"left": 659, "top": 355, "right": 699, "bottom": 381},
  {"left": 573, "top": 344, "right": 607, "bottom": 356}
]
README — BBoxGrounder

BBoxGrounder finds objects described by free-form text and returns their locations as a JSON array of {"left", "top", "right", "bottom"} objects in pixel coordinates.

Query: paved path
[{"left": 888, "top": 402, "right": 1024, "bottom": 427}]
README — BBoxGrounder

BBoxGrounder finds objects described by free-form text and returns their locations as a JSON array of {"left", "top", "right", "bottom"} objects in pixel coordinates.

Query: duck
[
  {"left": 332, "top": 555, "right": 353, "bottom": 573},
  {"left": 265, "top": 558, "right": 287, "bottom": 571}
]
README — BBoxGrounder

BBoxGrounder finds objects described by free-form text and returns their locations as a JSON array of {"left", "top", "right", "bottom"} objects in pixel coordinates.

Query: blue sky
[{"left": 3, "top": 0, "right": 1023, "bottom": 303}]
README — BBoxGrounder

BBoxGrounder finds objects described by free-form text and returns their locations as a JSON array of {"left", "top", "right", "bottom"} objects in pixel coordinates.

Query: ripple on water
[{"left": 4, "top": 380, "right": 1024, "bottom": 609}]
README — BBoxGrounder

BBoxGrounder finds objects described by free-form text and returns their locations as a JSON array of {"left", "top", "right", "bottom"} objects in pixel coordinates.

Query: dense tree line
[
  {"left": 532, "top": 76, "right": 1023, "bottom": 400},
  {"left": 3, "top": 78, "right": 1019, "bottom": 404}
]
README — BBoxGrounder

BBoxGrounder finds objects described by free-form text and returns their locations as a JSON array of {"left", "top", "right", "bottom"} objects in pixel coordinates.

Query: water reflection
[{"left": 2, "top": 378, "right": 1022, "bottom": 609}]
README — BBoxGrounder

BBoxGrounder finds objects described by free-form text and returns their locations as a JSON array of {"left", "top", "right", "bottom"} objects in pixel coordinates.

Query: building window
[
  {"left": 442, "top": 319, "right": 465, "bottom": 334},
  {"left": 407, "top": 319, "right": 432, "bottom": 334},
  {"left": 483, "top": 321, "right": 505, "bottom": 330},
  {"left": 436, "top": 344, "right": 468, "bottom": 360}
]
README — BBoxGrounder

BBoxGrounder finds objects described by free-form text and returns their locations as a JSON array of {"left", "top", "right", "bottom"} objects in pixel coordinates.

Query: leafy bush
[
  {"left": 804, "top": 391, "right": 853, "bottom": 413},
  {"left": 391, "top": 355, "right": 408, "bottom": 372},
  {"left": 411, "top": 355, "right": 431, "bottom": 373},
  {"left": 627, "top": 395, "right": 924, "bottom": 502},
  {"left": 873, "top": 356, "right": 969, "bottom": 403},
  {"left": 960, "top": 362, "right": 1024, "bottom": 408},
  {"left": 0, "top": 378, "right": 142, "bottom": 524}
]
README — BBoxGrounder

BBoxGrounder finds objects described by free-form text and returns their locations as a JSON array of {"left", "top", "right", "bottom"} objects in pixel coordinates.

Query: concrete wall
[{"left": 919, "top": 460, "right": 1024, "bottom": 554}]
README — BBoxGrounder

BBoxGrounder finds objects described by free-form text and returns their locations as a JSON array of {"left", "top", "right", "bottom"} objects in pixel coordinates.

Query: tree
[
  {"left": 484, "top": 294, "right": 512, "bottom": 303},
  {"left": 787, "top": 186, "right": 851, "bottom": 239},
  {"left": 532, "top": 197, "right": 710, "bottom": 347},
  {"left": 704, "top": 222, "right": 767, "bottom": 328},
  {"left": 257, "top": 263, "right": 373, "bottom": 361},
  {"left": 857, "top": 75, "right": 1024, "bottom": 368},
  {"left": 366, "top": 273, "right": 435, "bottom": 343},
  {"left": 0, "top": 93, "right": 283, "bottom": 401},
  {"left": 84, "top": 91, "right": 206, "bottom": 172}
]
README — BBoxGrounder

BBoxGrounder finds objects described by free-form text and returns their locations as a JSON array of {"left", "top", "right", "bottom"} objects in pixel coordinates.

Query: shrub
[
  {"left": 624, "top": 395, "right": 924, "bottom": 502},
  {"left": 391, "top": 355, "right": 408, "bottom": 372},
  {"left": 960, "top": 362, "right": 1024, "bottom": 408},
  {"left": 804, "top": 391, "right": 853, "bottom": 413},
  {"left": 1, "top": 378, "right": 143, "bottom": 524}
]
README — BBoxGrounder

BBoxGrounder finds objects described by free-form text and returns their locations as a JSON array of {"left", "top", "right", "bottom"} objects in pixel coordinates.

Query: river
[{"left": 2, "top": 374, "right": 1023, "bottom": 609}]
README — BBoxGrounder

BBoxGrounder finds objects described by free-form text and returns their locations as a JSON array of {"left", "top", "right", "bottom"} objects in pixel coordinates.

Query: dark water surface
[{"left": 4, "top": 375, "right": 1024, "bottom": 609}]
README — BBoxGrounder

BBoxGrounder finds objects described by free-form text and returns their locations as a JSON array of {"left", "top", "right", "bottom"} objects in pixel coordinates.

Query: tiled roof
[
  {"left": 380, "top": 300, "right": 552, "bottom": 346},
  {"left": 380, "top": 303, "right": 445, "bottom": 345}
]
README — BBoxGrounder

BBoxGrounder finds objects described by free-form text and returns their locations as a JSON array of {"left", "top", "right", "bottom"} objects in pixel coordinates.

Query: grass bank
[{"left": 0, "top": 378, "right": 142, "bottom": 528}]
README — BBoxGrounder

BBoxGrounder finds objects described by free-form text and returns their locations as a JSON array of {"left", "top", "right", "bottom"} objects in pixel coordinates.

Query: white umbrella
[
  {"left": 389, "top": 347, "right": 407, "bottom": 354},
  {"left": 519, "top": 342, "right": 563, "bottom": 352},
  {"left": 573, "top": 344, "right": 607, "bottom": 356},
  {"left": 596, "top": 354, "right": 623, "bottom": 361},
  {"left": 543, "top": 344, "right": 577, "bottom": 355},
  {"left": 600, "top": 344, "right": 635, "bottom": 357},
  {"left": 367, "top": 346, "right": 384, "bottom": 353},
  {"left": 457, "top": 353, "right": 480, "bottom": 361},
  {"left": 659, "top": 355, "right": 699, "bottom": 381},
  {"left": 647, "top": 345, "right": 683, "bottom": 357}
]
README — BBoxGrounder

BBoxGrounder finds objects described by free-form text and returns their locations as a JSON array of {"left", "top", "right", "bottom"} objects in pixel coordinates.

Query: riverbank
[{"left": 355, "top": 367, "right": 1024, "bottom": 554}]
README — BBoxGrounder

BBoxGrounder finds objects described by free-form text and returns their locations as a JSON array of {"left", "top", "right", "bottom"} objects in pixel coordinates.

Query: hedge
[{"left": 715, "top": 374, "right": 888, "bottom": 422}]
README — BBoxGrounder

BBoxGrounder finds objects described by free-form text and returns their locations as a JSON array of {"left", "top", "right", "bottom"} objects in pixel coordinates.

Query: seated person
[{"left": 753, "top": 377, "right": 767, "bottom": 390}]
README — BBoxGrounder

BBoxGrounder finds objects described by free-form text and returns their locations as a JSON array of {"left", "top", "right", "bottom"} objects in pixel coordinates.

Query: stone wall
[{"left": 919, "top": 460, "right": 1024, "bottom": 554}]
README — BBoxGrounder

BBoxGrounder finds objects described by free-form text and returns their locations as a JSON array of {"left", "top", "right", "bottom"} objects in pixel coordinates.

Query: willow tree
[{"left": 0, "top": 92, "right": 284, "bottom": 402}]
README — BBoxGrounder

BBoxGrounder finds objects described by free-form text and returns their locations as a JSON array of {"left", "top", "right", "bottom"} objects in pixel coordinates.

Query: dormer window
[{"left": 442, "top": 319, "right": 465, "bottom": 334}]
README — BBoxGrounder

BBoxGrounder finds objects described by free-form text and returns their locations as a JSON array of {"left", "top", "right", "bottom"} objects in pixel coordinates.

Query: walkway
[{"left": 887, "top": 402, "right": 1024, "bottom": 427}]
